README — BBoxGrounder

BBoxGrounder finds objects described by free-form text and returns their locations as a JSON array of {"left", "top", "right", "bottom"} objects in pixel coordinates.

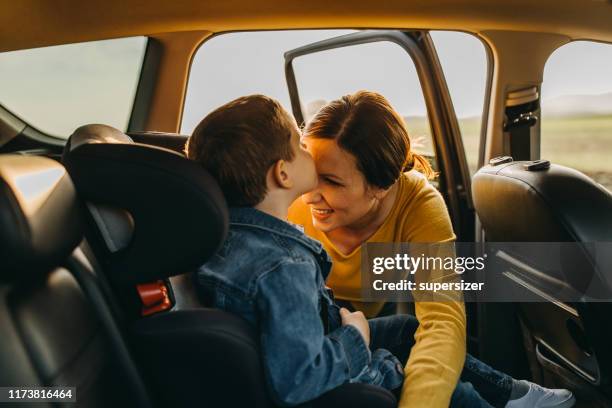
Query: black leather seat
[
  {"left": 0, "top": 154, "right": 152, "bottom": 407},
  {"left": 62, "top": 124, "right": 398, "bottom": 408},
  {"left": 472, "top": 159, "right": 612, "bottom": 402}
]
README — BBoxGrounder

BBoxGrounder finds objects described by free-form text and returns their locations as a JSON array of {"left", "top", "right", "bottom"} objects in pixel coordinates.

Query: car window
[
  {"left": 431, "top": 31, "right": 488, "bottom": 175},
  {"left": 541, "top": 40, "right": 612, "bottom": 192},
  {"left": 0, "top": 37, "right": 147, "bottom": 139}
]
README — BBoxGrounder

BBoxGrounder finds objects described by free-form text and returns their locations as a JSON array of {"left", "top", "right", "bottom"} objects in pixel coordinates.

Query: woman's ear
[
  {"left": 368, "top": 185, "right": 390, "bottom": 202},
  {"left": 272, "top": 159, "right": 294, "bottom": 189}
]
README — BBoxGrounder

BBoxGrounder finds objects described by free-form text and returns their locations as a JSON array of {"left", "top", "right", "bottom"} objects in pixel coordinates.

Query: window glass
[
  {"left": 0, "top": 37, "right": 147, "bottom": 139},
  {"left": 431, "top": 31, "right": 488, "bottom": 174},
  {"left": 541, "top": 41, "right": 612, "bottom": 192}
]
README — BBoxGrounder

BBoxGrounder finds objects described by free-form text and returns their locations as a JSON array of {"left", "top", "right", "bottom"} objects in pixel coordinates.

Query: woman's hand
[{"left": 339, "top": 307, "right": 370, "bottom": 346}]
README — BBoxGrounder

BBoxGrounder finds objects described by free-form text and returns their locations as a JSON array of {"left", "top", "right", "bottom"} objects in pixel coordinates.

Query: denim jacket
[{"left": 196, "top": 207, "right": 404, "bottom": 406}]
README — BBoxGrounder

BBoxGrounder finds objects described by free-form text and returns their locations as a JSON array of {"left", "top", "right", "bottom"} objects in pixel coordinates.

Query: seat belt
[
  {"left": 65, "top": 254, "right": 153, "bottom": 408},
  {"left": 504, "top": 87, "right": 540, "bottom": 161}
]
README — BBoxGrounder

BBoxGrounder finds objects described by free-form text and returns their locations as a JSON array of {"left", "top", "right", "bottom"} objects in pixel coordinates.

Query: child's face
[{"left": 285, "top": 122, "right": 318, "bottom": 198}]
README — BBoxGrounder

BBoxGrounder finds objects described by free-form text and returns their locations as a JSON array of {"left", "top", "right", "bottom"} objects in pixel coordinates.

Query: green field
[{"left": 403, "top": 115, "right": 612, "bottom": 192}]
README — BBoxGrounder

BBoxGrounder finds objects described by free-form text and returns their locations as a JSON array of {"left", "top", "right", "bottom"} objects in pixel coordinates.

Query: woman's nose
[{"left": 302, "top": 187, "right": 322, "bottom": 205}]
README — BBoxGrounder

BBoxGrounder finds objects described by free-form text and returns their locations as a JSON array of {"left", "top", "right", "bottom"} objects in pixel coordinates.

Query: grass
[{"left": 402, "top": 114, "right": 612, "bottom": 192}]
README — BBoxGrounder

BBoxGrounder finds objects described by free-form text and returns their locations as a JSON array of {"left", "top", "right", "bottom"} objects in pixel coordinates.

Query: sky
[{"left": 0, "top": 30, "right": 611, "bottom": 138}]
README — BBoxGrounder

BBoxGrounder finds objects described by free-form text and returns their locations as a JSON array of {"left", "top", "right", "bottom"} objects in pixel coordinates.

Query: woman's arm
[
  {"left": 400, "top": 282, "right": 466, "bottom": 407},
  {"left": 397, "top": 187, "right": 467, "bottom": 408}
]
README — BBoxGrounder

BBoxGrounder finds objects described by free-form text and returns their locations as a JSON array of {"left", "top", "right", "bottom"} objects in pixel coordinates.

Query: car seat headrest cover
[
  {"left": 65, "top": 123, "right": 133, "bottom": 152},
  {"left": 0, "top": 155, "right": 83, "bottom": 282},
  {"left": 472, "top": 161, "right": 612, "bottom": 243},
  {"left": 63, "top": 124, "right": 229, "bottom": 286},
  {"left": 127, "top": 131, "right": 188, "bottom": 155}
]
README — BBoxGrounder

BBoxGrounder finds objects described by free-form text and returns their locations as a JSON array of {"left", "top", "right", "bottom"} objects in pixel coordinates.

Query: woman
[{"left": 288, "top": 91, "right": 574, "bottom": 408}]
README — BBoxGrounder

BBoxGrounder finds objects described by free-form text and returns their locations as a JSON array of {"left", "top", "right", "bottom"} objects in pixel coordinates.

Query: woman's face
[{"left": 300, "top": 136, "right": 381, "bottom": 233}]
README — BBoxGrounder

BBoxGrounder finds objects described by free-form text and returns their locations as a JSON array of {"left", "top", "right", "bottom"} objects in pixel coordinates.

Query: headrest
[
  {"left": 65, "top": 123, "right": 133, "bottom": 150},
  {"left": 472, "top": 160, "right": 612, "bottom": 242},
  {"left": 63, "top": 124, "right": 228, "bottom": 286},
  {"left": 0, "top": 155, "right": 82, "bottom": 282},
  {"left": 127, "top": 131, "right": 188, "bottom": 155}
]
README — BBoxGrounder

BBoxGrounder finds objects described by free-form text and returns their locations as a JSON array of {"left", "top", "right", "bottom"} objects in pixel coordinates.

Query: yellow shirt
[{"left": 288, "top": 170, "right": 466, "bottom": 408}]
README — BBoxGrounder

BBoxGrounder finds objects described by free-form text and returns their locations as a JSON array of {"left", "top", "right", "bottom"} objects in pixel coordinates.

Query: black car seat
[
  {"left": 472, "top": 159, "right": 612, "bottom": 402},
  {"left": 61, "top": 124, "right": 398, "bottom": 408},
  {"left": 0, "top": 154, "right": 152, "bottom": 407}
]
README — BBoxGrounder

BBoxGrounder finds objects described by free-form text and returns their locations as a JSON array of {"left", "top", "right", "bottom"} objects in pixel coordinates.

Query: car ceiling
[{"left": 1, "top": 0, "right": 612, "bottom": 52}]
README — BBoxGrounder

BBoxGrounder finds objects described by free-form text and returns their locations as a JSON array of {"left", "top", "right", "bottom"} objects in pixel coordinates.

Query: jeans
[{"left": 369, "top": 314, "right": 514, "bottom": 408}]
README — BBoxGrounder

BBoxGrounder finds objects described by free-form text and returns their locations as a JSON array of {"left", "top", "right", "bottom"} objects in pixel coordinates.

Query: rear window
[
  {"left": 541, "top": 40, "right": 612, "bottom": 192},
  {"left": 0, "top": 37, "right": 147, "bottom": 139}
]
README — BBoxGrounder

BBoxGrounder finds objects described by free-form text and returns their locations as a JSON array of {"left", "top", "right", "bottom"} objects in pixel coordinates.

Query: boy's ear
[{"left": 272, "top": 159, "right": 293, "bottom": 189}]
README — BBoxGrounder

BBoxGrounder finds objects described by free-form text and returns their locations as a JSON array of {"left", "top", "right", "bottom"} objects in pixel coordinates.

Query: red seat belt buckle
[{"left": 136, "top": 280, "right": 172, "bottom": 316}]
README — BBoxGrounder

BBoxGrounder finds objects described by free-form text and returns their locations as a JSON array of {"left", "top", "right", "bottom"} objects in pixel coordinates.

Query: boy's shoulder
[
  {"left": 225, "top": 219, "right": 320, "bottom": 270},
  {"left": 227, "top": 207, "right": 324, "bottom": 262},
  {"left": 197, "top": 207, "right": 326, "bottom": 289}
]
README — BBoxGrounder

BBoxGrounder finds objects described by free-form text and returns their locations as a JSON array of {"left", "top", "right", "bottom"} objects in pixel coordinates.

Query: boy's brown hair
[{"left": 185, "top": 94, "right": 297, "bottom": 207}]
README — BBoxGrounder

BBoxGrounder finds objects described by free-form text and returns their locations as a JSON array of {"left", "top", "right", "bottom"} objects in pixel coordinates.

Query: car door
[{"left": 282, "top": 30, "right": 474, "bottom": 242}]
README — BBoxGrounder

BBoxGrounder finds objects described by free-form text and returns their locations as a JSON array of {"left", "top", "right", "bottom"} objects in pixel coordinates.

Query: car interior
[{"left": 1, "top": 1, "right": 612, "bottom": 407}]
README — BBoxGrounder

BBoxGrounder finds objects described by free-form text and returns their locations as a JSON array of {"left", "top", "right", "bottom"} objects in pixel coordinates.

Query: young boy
[
  {"left": 185, "top": 95, "right": 574, "bottom": 408},
  {"left": 185, "top": 94, "right": 404, "bottom": 406}
]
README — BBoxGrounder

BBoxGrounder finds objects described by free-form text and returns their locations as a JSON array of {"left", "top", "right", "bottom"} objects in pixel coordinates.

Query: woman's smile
[{"left": 311, "top": 207, "right": 334, "bottom": 220}]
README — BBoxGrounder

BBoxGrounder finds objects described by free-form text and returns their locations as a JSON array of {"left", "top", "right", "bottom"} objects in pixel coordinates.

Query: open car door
[{"left": 283, "top": 30, "right": 475, "bottom": 241}]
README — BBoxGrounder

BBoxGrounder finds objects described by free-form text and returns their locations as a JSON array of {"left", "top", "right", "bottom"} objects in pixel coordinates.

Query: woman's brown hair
[{"left": 304, "top": 90, "right": 435, "bottom": 189}]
